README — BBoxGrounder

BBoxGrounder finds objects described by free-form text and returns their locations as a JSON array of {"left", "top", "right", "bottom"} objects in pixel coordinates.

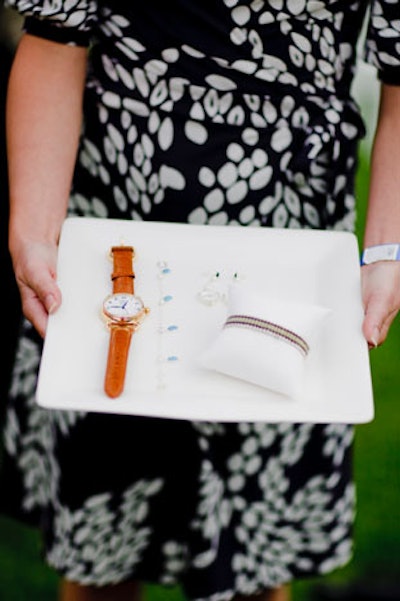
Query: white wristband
[{"left": 361, "top": 243, "right": 400, "bottom": 266}]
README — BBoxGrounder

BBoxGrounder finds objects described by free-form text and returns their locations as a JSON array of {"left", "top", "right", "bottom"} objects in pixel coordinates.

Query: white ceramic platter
[{"left": 36, "top": 217, "right": 374, "bottom": 424}]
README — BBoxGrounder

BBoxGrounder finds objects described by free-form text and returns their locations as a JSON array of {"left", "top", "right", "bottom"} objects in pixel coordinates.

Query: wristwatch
[{"left": 102, "top": 245, "right": 149, "bottom": 398}]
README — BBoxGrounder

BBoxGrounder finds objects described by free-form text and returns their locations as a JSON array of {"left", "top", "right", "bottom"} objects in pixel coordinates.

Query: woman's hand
[
  {"left": 6, "top": 35, "right": 88, "bottom": 338},
  {"left": 12, "top": 240, "right": 62, "bottom": 338},
  {"left": 361, "top": 261, "right": 400, "bottom": 348}
]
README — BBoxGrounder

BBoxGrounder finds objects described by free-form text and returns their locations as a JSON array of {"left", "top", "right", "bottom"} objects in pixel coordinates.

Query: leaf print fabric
[{"left": 2, "top": 0, "right": 399, "bottom": 599}]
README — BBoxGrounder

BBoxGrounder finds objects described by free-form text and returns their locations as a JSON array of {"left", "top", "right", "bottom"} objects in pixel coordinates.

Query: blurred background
[{"left": 0, "top": 3, "right": 399, "bottom": 600}]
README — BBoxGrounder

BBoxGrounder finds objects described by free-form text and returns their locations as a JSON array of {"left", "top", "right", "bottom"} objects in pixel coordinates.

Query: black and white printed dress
[{"left": 1, "top": 1, "right": 399, "bottom": 599}]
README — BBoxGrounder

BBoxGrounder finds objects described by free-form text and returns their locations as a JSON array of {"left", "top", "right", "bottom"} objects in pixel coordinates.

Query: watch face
[{"left": 103, "top": 293, "right": 145, "bottom": 322}]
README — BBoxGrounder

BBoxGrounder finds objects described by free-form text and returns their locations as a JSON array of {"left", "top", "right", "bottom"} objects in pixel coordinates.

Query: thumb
[
  {"left": 362, "top": 295, "right": 392, "bottom": 348},
  {"left": 43, "top": 290, "right": 61, "bottom": 315}
]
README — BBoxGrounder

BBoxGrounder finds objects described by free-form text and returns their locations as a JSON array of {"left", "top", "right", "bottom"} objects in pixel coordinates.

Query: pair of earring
[{"left": 197, "top": 271, "right": 241, "bottom": 306}]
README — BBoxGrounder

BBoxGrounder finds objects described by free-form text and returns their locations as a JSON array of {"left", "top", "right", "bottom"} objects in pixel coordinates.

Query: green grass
[
  {"left": 0, "top": 515, "right": 59, "bottom": 601},
  {"left": 0, "top": 151, "right": 399, "bottom": 600}
]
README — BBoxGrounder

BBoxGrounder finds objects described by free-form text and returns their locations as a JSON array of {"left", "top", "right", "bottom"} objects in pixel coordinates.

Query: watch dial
[{"left": 103, "top": 293, "right": 144, "bottom": 321}]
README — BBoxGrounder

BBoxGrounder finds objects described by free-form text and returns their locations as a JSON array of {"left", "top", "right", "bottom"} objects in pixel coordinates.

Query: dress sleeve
[
  {"left": 4, "top": 0, "right": 99, "bottom": 47},
  {"left": 364, "top": 0, "right": 400, "bottom": 85}
]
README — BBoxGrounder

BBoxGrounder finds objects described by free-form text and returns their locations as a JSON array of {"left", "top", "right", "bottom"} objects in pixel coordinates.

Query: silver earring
[
  {"left": 197, "top": 271, "right": 227, "bottom": 306},
  {"left": 232, "top": 271, "right": 245, "bottom": 284}
]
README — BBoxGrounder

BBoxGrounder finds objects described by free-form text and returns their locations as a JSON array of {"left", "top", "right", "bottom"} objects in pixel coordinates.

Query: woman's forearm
[
  {"left": 6, "top": 33, "right": 88, "bottom": 254},
  {"left": 363, "top": 84, "right": 400, "bottom": 247},
  {"left": 361, "top": 83, "right": 400, "bottom": 347}
]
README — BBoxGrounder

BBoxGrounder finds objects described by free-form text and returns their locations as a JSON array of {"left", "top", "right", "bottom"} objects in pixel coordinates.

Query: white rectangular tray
[{"left": 36, "top": 217, "right": 374, "bottom": 423}]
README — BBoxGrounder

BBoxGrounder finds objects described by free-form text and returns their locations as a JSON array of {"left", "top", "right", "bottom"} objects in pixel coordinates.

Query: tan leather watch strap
[
  {"left": 104, "top": 324, "right": 133, "bottom": 398},
  {"left": 111, "top": 246, "right": 135, "bottom": 294}
]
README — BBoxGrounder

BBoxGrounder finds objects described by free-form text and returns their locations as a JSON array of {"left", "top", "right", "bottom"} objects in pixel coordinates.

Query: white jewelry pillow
[{"left": 198, "top": 285, "right": 331, "bottom": 398}]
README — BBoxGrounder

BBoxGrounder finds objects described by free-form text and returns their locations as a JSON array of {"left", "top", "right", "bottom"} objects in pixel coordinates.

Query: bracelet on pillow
[
  {"left": 223, "top": 314, "right": 310, "bottom": 357},
  {"left": 360, "top": 243, "right": 400, "bottom": 266},
  {"left": 198, "top": 285, "right": 331, "bottom": 398}
]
